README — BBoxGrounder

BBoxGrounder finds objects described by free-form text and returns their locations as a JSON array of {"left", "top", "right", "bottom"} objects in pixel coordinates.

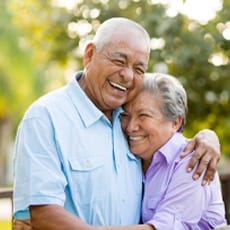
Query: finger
[
  {"left": 201, "top": 158, "right": 218, "bottom": 186},
  {"left": 180, "top": 138, "right": 194, "bottom": 158},
  {"left": 192, "top": 153, "right": 212, "bottom": 180},
  {"left": 201, "top": 179, "right": 210, "bottom": 186},
  {"left": 13, "top": 219, "right": 32, "bottom": 230},
  {"left": 187, "top": 138, "right": 210, "bottom": 172},
  {"left": 185, "top": 147, "right": 204, "bottom": 172}
]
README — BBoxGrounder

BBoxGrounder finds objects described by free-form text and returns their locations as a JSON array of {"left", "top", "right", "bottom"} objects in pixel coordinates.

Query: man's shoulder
[{"left": 23, "top": 86, "right": 67, "bottom": 119}]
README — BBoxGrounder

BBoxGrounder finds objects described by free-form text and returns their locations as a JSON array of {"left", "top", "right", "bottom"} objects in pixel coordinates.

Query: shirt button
[{"left": 85, "top": 160, "right": 91, "bottom": 168}]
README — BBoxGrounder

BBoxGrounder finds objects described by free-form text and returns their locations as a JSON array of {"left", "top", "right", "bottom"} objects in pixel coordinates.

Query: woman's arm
[
  {"left": 180, "top": 129, "right": 220, "bottom": 185},
  {"left": 144, "top": 158, "right": 223, "bottom": 229}
]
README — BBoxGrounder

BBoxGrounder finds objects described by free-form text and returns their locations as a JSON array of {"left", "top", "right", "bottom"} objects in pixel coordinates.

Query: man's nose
[{"left": 119, "top": 67, "right": 134, "bottom": 81}]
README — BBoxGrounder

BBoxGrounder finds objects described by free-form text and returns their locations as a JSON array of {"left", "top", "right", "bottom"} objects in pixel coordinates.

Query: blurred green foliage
[{"left": 1, "top": 0, "right": 230, "bottom": 159}]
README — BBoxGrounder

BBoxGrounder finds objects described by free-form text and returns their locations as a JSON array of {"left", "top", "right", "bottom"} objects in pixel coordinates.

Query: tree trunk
[{"left": 0, "top": 116, "right": 12, "bottom": 186}]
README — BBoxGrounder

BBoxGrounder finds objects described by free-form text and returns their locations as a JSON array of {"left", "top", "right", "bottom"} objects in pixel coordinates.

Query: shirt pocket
[
  {"left": 69, "top": 156, "right": 104, "bottom": 171},
  {"left": 68, "top": 156, "right": 106, "bottom": 204}
]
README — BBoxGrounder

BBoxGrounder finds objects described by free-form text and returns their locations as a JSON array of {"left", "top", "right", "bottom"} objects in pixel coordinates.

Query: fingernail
[
  {"left": 187, "top": 168, "right": 192, "bottom": 172},
  {"left": 202, "top": 180, "right": 207, "bottom": 186},
  {"left": 193, "top": 174, "right": 199, "bottom": 180}
]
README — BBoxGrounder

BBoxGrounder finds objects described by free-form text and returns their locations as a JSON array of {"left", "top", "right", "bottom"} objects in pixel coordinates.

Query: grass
[{"left": 0, "top": 220, "right": 12, "bottom": 230}]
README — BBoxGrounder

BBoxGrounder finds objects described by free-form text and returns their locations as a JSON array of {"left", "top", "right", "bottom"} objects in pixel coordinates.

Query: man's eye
[
  {"left": 135, "top": 67, "right": 145, "bottom": 75},
  {"left": 113, "top": 59, "right": 125, "bottom": 66}
]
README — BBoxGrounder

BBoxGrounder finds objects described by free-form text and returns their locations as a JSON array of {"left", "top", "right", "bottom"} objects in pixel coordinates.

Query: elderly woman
[
  {"left": 100, "top": 73, "right": 227, "bottom": 230},
  {"left": 121, "top": 73, "right": 226, "bottom": 229}
]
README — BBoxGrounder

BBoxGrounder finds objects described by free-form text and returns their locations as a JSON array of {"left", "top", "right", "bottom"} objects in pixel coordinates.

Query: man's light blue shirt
[
  {"left": 143, "top": 132, "right": 226, "bottom": 229},
  {"left": 13, "top": 72, "right": 142, "bottom": 225}
]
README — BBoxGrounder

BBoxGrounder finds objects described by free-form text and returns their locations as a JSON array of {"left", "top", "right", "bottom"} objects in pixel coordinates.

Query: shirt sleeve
[
  {"left": 13, "top": 105, "right": 67, "bottom": 216},
  {"left": 146, "top": 156, "right": 212, "bottom": 230}
]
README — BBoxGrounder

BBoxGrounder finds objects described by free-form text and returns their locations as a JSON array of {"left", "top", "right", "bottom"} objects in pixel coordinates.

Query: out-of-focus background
[{"left": 0, "top": 0, "right": 230, "bottom": 229}]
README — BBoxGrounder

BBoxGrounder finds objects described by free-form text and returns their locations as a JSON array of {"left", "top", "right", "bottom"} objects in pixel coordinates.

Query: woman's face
[{"left": 121, "top": 91, "right": 181, "bottom": 162}]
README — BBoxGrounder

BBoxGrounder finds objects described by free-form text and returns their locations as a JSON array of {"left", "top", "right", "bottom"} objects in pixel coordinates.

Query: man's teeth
[
  {"left": 110, "top": 81, "right": 127, "bottom": 91},
  {"left": 129, "top": 136, "right": 143, "bottom": 141}
]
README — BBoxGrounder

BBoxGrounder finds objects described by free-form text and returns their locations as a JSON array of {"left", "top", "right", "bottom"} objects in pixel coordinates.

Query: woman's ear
[
  {"left": 172, "top": 117, "right": 183, "bottom": 131},
  {"left": 83, "top": 43, "right": 96, "bottom": 67}
]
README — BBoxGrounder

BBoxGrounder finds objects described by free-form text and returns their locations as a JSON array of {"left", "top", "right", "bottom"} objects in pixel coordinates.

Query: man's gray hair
[
  {"left": 143, "top": 73, "right": 188, "bottom": 132},
  {"left": 92, "top": 17, "right": 151, "bottom": 53}
]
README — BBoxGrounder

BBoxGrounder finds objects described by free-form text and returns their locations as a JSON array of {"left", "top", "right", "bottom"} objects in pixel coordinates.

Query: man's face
[{"left": 82, "top": 31, "right": 149, "bottom": 115}]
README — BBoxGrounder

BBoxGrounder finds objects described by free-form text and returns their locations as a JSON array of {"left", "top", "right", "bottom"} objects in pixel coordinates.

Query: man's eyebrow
[
  {"left": 109, "top": 52, "right": 128, "bottom": 59},
  {"left": 109, "top": 52, "right": 147, "bottom": 69}
]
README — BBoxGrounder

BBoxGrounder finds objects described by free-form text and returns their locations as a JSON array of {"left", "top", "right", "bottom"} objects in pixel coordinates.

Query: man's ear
[{"left": 83, "top": 43, "right": 96, "bottom": 67}]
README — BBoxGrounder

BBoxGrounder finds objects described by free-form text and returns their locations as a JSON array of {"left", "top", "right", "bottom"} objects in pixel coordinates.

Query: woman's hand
[{"left": 180, "top": 129, "right": 220, "bottom": 186}]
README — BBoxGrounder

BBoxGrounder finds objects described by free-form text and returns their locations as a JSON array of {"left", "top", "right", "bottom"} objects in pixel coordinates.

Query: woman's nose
[{"left": 126, "top": 117, "right": 139, "bottom": 133}]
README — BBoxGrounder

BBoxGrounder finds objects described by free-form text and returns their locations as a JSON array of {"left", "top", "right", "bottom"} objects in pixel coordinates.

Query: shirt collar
[
  {"left": 155, "top": 132, "right": 188, "bottom": 165},
  {"left": 66, "top": 72, "right": 122, "bottom": 127}
]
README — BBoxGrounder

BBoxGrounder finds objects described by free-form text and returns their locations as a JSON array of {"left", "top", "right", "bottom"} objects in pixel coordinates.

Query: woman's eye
[
  {"left": 120, "top": 112, "right": 128, "bottom": 118},
  {"left": 139, "top": 114, "right": 149, "bottom": 119},
  {"left": 120, "top": 113, "right": 130, "bottom": 122}
]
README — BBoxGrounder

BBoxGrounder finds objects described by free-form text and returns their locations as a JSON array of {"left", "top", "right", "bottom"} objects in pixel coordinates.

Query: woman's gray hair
[
  {"left": 143, "top": 73, "right": 188, "bottom": 132},
  {"left": 92, "top": 17, "right": 151, "bottom": 53}
]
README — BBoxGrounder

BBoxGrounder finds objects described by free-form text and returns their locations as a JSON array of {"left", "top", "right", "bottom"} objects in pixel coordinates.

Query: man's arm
[
  {"left": 97, "top": 225, "right": 155, "bottom": 230},
  {"left": 181, "top": 129, "right": 220, "bottom": 185},
  {"left": 30, "top": 204, "right": 96, "bottom": 230},
  {"left": 30, "top": 206, "right": 155, "bottom": 230}
]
